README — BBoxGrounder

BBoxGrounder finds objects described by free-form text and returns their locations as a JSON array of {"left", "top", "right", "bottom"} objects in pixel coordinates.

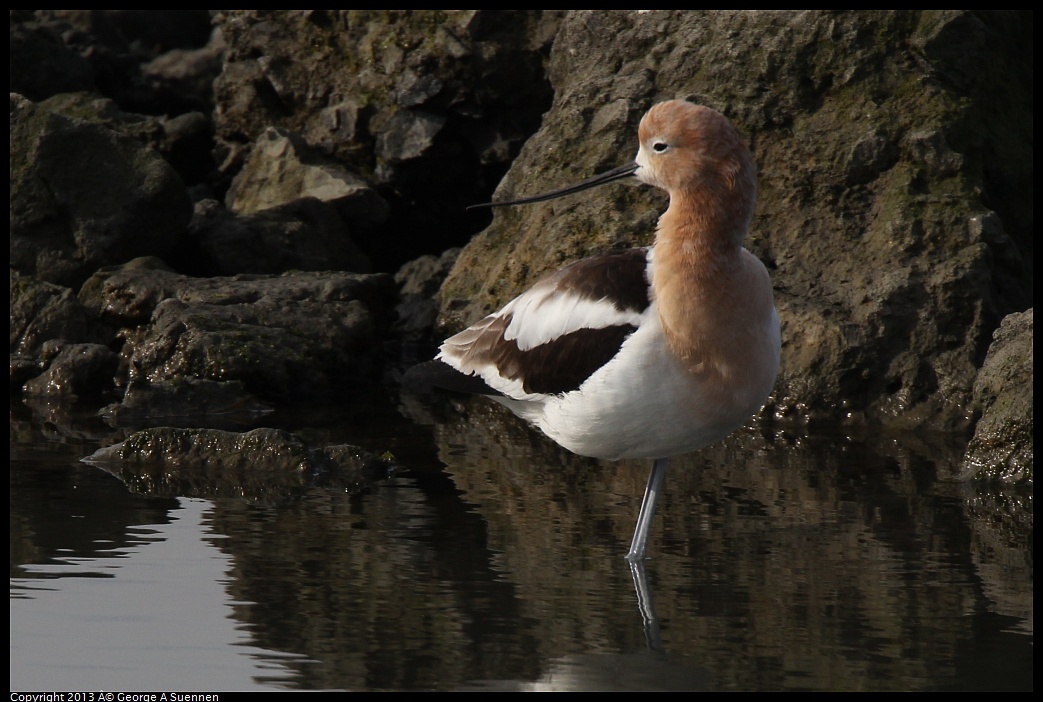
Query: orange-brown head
[{"left": 635, "top": 100, "right": 757, "bottom": 247}]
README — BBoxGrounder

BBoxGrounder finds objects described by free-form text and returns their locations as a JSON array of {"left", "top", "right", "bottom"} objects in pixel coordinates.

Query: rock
[
  {"left": 22, "top": 342, "right": 118, "bottom": 400},
  {"left": 77, "top": 257, "right": 182, "bottom": 326},
  {"left": 10, "top": 94, "right": 192, "bottom": 288},
  {"left": 7, "top": 10, "right": 1032, "bottom": 476},
  {"left": 79, "top": 264, "right": 398, "bottom": 403},
  {"left": 962, "top": 309, "right": 1033, "bottom": 484},
  {"left": 393, "top": 248, "right": 462, "bottom": 360},
  {"left": 211, "top": 10, "right": 562, "bottom": 267},
  {"left": 185, "top": 198, "right": 372, "bottom": 276},
  {"left": 436, "top": 10, "right": 1032, "bottom": 433},
  {"left": 140, "top": 24, "right": 227, "bottom": 111},
  {"left": 10, "top": 270, "right": 90, "bottom": 357},
  {"left": 82, "top": 426, "right": 398, "bottom": 501},
  {"left": 9, "top": 15, "right": 96, "bottom": 100},
  {"left": 225, "top": 127, "right": 388, "bottom": 228},
  {"left": 10, "top": 270, "right": 96, "bottom": 390},
  {"left": 100, "top": 378, "right": 272, "bottom": 429},
  {"left": 375, "top": 109, "right": 448, "bottom": 176},
  {"left": 31, "top": 10, "right": 216, "bottom": 115},
  {"left": 36, "top": 92, "right": 215, "bottom": 187}
]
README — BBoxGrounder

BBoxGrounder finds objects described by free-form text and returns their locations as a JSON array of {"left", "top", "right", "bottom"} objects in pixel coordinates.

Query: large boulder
[
  {"left": 436, "top": 11, "right": 1032, "bottom": 433},
  {"left": 10, "top": 94, "right": 192, "bottom": 288}
]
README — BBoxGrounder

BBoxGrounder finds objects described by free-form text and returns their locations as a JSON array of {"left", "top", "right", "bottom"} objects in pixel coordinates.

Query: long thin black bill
[{"left": 467, "top": 162, "right": 639, "bottom": 210}]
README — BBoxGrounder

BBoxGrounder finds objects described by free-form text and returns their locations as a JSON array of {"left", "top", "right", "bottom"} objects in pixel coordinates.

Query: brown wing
[{"left": 430, "top": 248, "right": 651, "bottom": 397}]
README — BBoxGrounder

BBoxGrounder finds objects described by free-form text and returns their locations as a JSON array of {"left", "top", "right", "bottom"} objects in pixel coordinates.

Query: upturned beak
[{"left": 468, "top": 162, "right": 639, "bottom": 209}]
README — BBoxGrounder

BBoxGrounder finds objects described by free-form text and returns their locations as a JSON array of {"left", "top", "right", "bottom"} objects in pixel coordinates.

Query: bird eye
[{"left": 652, "top": 141, "right": 669, "bottom": 153}]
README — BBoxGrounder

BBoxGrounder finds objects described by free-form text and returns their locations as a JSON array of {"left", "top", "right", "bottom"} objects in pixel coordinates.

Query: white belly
[{"left": 497, "top": 308, "right": 774, "bottom": 461}]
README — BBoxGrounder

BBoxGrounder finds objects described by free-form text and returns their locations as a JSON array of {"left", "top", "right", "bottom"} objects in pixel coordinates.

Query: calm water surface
[{"left": 9, "top": 388, "right": 1033, "bottom": 691}]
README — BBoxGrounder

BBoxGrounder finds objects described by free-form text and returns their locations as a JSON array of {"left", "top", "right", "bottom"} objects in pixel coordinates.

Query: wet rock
[
  {"left": 10, "top": 270, "right": 94, "bottom": 390},
  {"left": 100, "top": 378, "right": 272, "bottom": 429},
  {"left": 80, "top": 264, "right": 397, "bottom": 403},
  {"left": 962, "top": 309, "right": 1033, "bottom": 484},
  {"left": 77, "top": 258, "right": 182, "bottom": 327},
  {"left": 10, "top": 270, "right": 90, "bottom": 357},
  {"left": 82, "top": 427, "right": 398, "bottom": 501},
  {"left": 22, "top": 343, "right": 118, "bottom": 400}
]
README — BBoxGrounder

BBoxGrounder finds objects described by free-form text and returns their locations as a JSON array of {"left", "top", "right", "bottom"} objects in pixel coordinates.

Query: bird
[{"left": 412, "top": 100, "right": 780, "bottom": 562}]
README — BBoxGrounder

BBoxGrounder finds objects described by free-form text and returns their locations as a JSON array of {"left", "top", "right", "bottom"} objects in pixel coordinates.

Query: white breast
[{"left": 519, "top": 305, "right": 758, "bottom": 460}]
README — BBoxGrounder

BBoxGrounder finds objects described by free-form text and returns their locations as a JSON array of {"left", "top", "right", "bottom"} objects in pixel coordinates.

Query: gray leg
[
  {"left": 625, "top": 457, "right": 668, "bottom": 562},
  {"left": 628, "top": 558, "right": 663, "bottom": 650}
]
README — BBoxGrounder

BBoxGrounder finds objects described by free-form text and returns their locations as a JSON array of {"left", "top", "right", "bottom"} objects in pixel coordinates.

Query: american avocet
[{"left": 419, "top": 100, "right": 780, "bottom": 562}]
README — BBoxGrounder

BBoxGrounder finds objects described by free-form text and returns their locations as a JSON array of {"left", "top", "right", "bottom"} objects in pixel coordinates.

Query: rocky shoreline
[{"left": 10, "top": 11, "right": 1031, "bottom": 492}]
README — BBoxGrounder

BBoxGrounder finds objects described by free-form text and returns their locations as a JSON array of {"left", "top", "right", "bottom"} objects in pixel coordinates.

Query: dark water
[{"left": 10, "top": 388, "right": 1033, "bottom": 691}]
